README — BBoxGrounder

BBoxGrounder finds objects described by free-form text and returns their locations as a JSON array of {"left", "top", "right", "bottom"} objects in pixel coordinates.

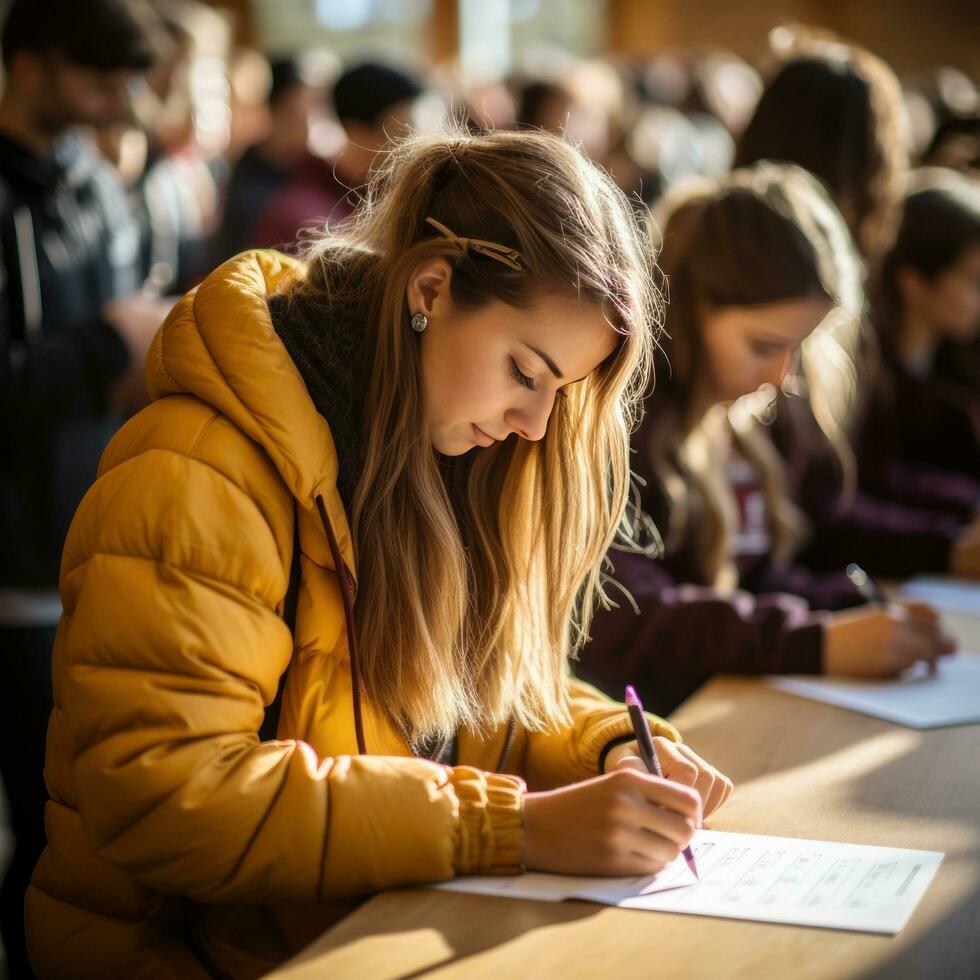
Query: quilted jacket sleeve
[
  {"left": 58, "top": 421, "right": 523, "bottom": 906},
  {"left": 520, "top": 675, "right": 681, "bottom": 791}
]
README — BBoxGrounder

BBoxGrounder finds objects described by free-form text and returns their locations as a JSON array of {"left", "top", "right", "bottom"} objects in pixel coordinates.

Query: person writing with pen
[
  {"left": 26, "top": 128, "right": 732, "bottom": 979},
  {"left": 578, "top": 163, "right": 960, "bottom": 721}
]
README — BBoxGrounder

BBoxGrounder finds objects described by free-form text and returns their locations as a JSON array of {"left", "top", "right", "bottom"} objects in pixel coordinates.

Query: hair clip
[{"left": 425, "top": 216, "right": 524, "bottom": 271}]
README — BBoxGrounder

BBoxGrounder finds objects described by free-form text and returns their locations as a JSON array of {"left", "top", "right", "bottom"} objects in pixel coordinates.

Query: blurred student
[
  {"left": 97, "top": 1, "right": 229, "bottom": 300},
  {"left": 0, "top": 0, "right": 173, "bottom": 973},
  {"left": 915, "top": 66, "right": 980, "bottom": 174},
  {"left": 215, "top": 54, "right": 328, "bottom": 261},
  {"left": 735, "top": 27, "right": 908, "bottom": 267},
  {"left": 250, "top": 61, "right": 425, "bottom": 251},
  {"left": 514, "top": 62, "right": 625, "bottom": 176},
  {"left": 133, "top": 0, "right": 230, "bottom": 291},
  {"left": 859, "top": 169, "right": 980, "bottom": 497},
  {"left": 26, "top": 128, "right": 731, "bottom": 978},
  {"left": 515, "top": 78, "right": 576, "bottom": 133},
  {"left": 732, "top": 27, "right": 977, "bottom": 555},
  {"left": 577, "top": 164, "right": 958, "bottom": 718}
]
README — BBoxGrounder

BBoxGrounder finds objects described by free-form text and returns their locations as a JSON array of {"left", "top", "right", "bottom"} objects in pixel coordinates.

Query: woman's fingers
[
  {"left": 686, "top": 750, "right": 715, "bottom": 814},
  {"left": 708, "top": 772, "right": 733, "bottom": 815},
  {"left": 609, "top": 754, "right": 647, "bottom": 776},
  {"left": 896, "top": 603, "right": 957, "bottom": 654},
  {"left": 610, "top": 748, "right": 715, "bottom": 821},
  {"left": 626, "top": 797, "right": 697, "bottom": 847},
  {"left": 898, "top": 600, "right": 940, "bottom": 623},
  {"left": 673, "top": 742, "right": 732, "bottom": 817},
  {"left": 615, "top": 768, "right": 702, "bottom": 824},
  {"left": 610, "top": 740, "right": 733, "bottom": 821},
  {"left": 608, "top": 789, "right": 697, "bottom": 872},
  {"left": 659, "top": 739, "right": 734, "bottom": 819},
  {"left": 893, "top": 623, "right": 952, "bottom": 671},
  {"left": 902, "top": 612, "right": 952, "bottom": 644},
  {"left": 652, "top": 736, "right": 699, "bottom": 787},
  {"left": 720, "top": 769, "right": 734, "bottom": 806},
  {"left": 619, "top": 826, "right": 685, "bottom": 868},
  {"left": 601, "top": 848, "right": 673, "bottom": 878}
]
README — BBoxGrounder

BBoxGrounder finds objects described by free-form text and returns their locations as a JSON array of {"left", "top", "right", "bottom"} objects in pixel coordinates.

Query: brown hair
[
  {"left": 647, "top": 161, "right": 862, "bottom": 588},
  {"left": 735, "top": 26, "right": 908, "bottom": 265},
  {"left": 874, "top": 167, "right": 980, "bottom": 341},
  {"left": 284, "top": 125, "right": 661, "bottom": 742}
]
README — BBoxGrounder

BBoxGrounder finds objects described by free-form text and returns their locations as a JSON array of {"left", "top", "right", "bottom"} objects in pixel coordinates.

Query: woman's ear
[{"left": 406, "top": 257, "right": 454, "bottom": 319}]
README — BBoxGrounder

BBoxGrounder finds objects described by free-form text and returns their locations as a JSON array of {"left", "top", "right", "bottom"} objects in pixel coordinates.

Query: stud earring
[{"left": 411, "top": 312, "right": 428, "bottom": 332}]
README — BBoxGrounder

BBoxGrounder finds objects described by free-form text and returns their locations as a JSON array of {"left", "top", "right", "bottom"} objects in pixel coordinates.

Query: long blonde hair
[
  {"left": 289, "top": 127, "right": 661, "bottom": 742},
  {"left": 647, "top": 162, "right": 862, "bottom": 589}
]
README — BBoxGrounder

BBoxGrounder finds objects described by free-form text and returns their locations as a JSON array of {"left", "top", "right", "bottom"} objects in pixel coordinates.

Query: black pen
[
  {"left": 846, "top": 562, "right": 938, "bottom": 676},
  {"left": 625, "top": 685, "right": 699, "bottom": 879}
]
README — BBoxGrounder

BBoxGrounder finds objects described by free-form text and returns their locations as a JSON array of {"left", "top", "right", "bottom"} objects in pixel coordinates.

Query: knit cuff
[
  {"left": 598, "top": 734, "right": 635, "bottom": 774},
  {"left": 781, "top": 617, "right": 827, "bottom": 674},
  {"left": 451, "top": 766, "right": 525, "bottom": 876},
  {"left": 587, "top": 711, "right": 681, "bottom": 777}
]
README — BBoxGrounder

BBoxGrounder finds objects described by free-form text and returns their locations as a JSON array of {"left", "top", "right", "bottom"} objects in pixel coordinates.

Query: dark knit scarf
[{"left": 268, "top": 290, "right": 366, "bottom": 513}]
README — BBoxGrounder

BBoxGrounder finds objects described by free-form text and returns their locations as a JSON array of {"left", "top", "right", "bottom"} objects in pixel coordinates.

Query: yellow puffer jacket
[{"left": 26, "top": 251, "right": 680, "bottom": 979}]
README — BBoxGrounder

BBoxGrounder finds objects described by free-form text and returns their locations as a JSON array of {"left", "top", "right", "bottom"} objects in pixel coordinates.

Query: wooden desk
[{"left": 268, "top": 615, "right": 980, "bottom": 980}]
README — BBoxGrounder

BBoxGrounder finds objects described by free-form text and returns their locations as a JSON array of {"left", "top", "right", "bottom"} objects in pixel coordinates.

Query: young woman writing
[
  {"left": 731, "top": 29, "right": 979, "bottom": 567},
  {"left": 25, "top": 129, "right": 732, "bottom": 979},
  {"left": 578, "top": 163, "right": 958, "bottom": 719},
  {"left": 859, "top": 168, "right": 980, "bottom": 499}
]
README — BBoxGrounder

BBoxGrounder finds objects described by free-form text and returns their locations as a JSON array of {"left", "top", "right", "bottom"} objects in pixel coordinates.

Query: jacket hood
[{"left": 145, "top": 248, "right": 356, "bottom": 571}]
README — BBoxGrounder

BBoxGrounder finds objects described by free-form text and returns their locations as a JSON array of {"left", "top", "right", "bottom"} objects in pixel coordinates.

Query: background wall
[
  {"left": 207, "top": 0, "right": 979, "bottom": 79},
  {"left": 606, "top": 0, "right": 979, "bottom": 78}
]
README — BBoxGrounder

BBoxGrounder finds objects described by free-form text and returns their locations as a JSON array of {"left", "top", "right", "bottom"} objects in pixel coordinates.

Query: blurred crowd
[
  {"left": 9, "top": 3, "right": 980, "bottom": 292},
  {"left": 0, "top": 0, "right": 978, "bottom": 976}
]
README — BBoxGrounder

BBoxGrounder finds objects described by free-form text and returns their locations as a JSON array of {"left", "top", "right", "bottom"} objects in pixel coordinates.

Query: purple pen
[{"left": 624, "top": 685, "right": 699, "bottom": 880}]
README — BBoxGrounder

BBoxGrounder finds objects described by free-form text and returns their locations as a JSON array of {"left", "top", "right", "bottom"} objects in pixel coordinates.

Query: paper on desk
[
  {"left": 765, "top": 651, "right": 980, "bottom": 728},
  {"left": 899, "top": 577, "right": 980, "bottom": 617},
  {"left": 433, "top": 829, "right": 942, "bottom": 934}
]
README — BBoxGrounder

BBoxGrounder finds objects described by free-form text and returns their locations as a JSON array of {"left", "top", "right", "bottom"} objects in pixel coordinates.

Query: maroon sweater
[
  {"left": 579, "top": 392, "right": 831, "bottom": 717},
  {"left": 249, "top": 154, "right": 356, "bottom": 252},
  {"left": 577, "top": 390, "right": 967, "bottom": 717},
  {"left": 770, "top": 393, "right": 967, "bottom": 579},
  {"left": 851, "top": 337, "right": 980, "bottom": 510},
  {"left": 579, "top": 550, "right": 828, "bottom": 718}
]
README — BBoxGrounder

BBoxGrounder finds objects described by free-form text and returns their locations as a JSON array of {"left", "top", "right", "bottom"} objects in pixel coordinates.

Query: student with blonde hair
[
  {"left": 578, "top": 162, "right": 963, "bottom": 718},
  {"left": 26, "top": 127, "right": 732, "bottom": 978}
]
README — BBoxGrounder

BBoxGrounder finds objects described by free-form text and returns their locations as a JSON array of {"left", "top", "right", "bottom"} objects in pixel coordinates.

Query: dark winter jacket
[{"left": 0, "top": 131, "right": 141, "bottom": 590}]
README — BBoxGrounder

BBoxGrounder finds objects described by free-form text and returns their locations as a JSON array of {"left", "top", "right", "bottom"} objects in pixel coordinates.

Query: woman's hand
[
  {"left": 604, "top": 737, "right": 733, "bottom": 820},
  {"left": 823, "top": 601, "right": 956, "bottom": 678},
  {"left": 523, "top": 768, "right": 701, "bottom": 876}
]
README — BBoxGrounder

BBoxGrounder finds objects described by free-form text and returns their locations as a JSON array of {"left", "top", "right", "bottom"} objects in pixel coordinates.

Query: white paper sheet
[
  {"left": 899, "top": 577, "right": 980, "bottom": 618},
  {"left": 765, "top": 651, "right": 980, "bottom": 728},
  {"left": 433, "top": 830, "right": 942, "bottom": 934}
]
